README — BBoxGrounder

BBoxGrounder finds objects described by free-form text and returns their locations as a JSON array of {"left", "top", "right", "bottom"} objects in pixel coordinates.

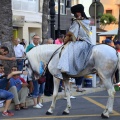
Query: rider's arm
[
  {"left": 69, "top": 21, "right": 79, "bottom": 38},
  {"left": 64, "top": 21, "right": 79, "bottom": 44}
]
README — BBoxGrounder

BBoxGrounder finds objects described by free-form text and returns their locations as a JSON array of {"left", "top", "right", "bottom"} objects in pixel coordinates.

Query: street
[{"left": 1, "top": 90, "right": 120, "bottom": 120}]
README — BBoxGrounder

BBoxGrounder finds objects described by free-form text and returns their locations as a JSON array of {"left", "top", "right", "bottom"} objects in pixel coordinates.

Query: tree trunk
[
  {"left": 0, "top": 0, "right": 16, "bottom": 73},
  {"left": 42, "top": 0, "right": 50, "bottom": 44}
]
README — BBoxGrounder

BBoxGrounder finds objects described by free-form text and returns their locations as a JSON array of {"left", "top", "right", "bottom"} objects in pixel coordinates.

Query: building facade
[
  {"left": 98, "top": 0, "right": 119, "bottom": 42},
  {"left": 100, "top": 0, "right": 119, "bottom": 30},
  {"left": 12, "top": 0, "right": 43, "bottom": 45},
  {"left": 53, "top": 0, "right": 72, "bottom": 39}
]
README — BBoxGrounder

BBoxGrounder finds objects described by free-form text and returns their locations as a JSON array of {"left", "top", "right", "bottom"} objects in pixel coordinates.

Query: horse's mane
[{"left": 26, "top": 44, "right": 61, "bottom": 64}]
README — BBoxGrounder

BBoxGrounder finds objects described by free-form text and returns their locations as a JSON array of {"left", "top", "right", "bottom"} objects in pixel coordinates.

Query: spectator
[
  {"left": 0, "top": 46, "right": 16, "bottom": 61},
  {"left": 104, "top": 39, "right": 113, "bottom": 46},
  {"left": 55, "top": 34, "right": 64, "bottom": 45},
  {"left": 0, "top": 64, "right": 7, "bottom": 89},
  {"left": 114, "top": 41, "right": 120, "bottom": 83},
  {"left": 0, "top": 67, "right": 27, "bottom": 116},
  {"left": 26, "top": 34, "right": 41, "bottom": 97},
  {"left": 44, "top": 68, "right": 53, "bottom": 96},
  {"left": 31, "top": 61, "right": 45, "bottom": 109},
  {"left": 0, "top": 90, "right": 14, "bottom": 116},
  {"left": 46, "top": 38, "right": 54, "bottom": 44},
  {"left": 26, "top": 34, "right": 45, "bottom": 108},
  {"left": 0, "top": 46, "right": 17, "bottom": 116},
  {"left": 32, "top": 78, "right": 45, "bottom": 108},
  {"left": 44, "top": 39, "right": 54, "bottom": 96},
  {"left": 20, "top": 39, "right": 26, "bottom": 47},
  {"left": 0, "top": 46, "right": 16, "bottom": 90},
  {"left": 7, "top": 67, "right": 28, "bottom": 111},
  {"left": 75, "top": 77, "right": 86, "bottom": 92},
  {"left": 0, "top": 69, "right": 14, "bottom": 116},
  {"left": 0, "top": 64, "right": 4, "bottom": 77},
  {"left": 26, "top": 34, "right": 41, "bottom": 52},
  {"left": 13, "top": 38, "right": 25, "bottom": 70},
  {"left": 0, "top": 46, "right": 18, "bottom": 116},
  {"left": 114, "top": 41, "right": 120, "bottom": 52}
]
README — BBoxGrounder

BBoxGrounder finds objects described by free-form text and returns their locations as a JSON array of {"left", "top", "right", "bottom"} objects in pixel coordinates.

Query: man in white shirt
[{"left": 13, "top": 38, "right": 25, "bottom": 70}]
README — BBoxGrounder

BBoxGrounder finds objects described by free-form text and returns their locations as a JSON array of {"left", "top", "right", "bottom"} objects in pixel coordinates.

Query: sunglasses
[{"left": 33, "top": 38, "right": 40, "bottom": 40}]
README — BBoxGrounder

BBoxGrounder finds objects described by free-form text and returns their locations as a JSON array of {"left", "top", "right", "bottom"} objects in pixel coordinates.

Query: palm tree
[
  {"left": 42, "top": 0, "right": 50, "bottom": 43},
  {"left": 0, "top": 0, "right": 15, "bottom": 73}
]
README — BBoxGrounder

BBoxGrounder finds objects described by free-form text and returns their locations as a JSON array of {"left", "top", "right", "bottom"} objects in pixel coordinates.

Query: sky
[{"left": 80, "top": 0, "right": 93, "bottom": 17}]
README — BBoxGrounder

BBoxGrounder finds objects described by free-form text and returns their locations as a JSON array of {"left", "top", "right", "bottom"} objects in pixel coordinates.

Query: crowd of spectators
[{"left": 0, "top": 35, "right": 55, "bottom": 117}]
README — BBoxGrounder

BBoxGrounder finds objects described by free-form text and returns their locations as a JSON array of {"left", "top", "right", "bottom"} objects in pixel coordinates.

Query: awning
[
  {"left": 98, "top": 28, "right": 118, "bottom": 36},
  {"left": 97, "top": 28, "right": 107, "bottom": 32}
]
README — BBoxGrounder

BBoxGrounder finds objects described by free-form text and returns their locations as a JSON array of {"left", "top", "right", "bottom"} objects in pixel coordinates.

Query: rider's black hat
[{"left": 71, "top": 4, "right": 88, "bottom": 19}]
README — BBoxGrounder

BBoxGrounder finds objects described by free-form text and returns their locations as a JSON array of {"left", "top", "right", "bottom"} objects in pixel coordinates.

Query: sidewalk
[{"left": 0, "top": 84, "right": 105, "bottom": 112}]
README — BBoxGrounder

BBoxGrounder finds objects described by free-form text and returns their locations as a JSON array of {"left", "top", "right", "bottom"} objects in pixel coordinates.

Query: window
[
  {"left": 12, "top": 0, "right": 38, "bottom": 12},
  {"left": 106, "top": 10, "right": 112, "bottom": 15},
  {"left": 55, "top": 0, "right": 66, "bottom": 14}
]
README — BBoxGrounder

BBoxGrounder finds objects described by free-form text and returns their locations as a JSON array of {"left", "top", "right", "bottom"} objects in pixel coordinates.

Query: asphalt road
[{"left": 1, "top": 90, "right": 120, "bottom": 120}]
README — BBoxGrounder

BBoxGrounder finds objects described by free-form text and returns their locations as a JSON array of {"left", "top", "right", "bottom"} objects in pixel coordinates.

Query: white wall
[
  {"left": 80, "top": 0, "right": 93, "bottom": 17},
  {"left": 13, "top": 11, "right": 42, "bottom": 23},
  {"left": 22, "top": 22, "right": 42, "bottom": 46}
]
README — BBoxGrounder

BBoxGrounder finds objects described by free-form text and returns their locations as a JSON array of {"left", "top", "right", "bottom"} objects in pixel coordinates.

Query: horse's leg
[
  {"left": 62, "top": 79, "right": 71, "bottom": 115},
  {"left": 46, "top": 77, "right": 60, "bottom": 115},
  {"left": 101, "top": 78, "right": 116, "bottom": 118}
]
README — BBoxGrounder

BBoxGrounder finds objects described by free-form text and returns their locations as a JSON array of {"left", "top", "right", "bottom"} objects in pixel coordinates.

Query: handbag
[{"left": 38, "top": 75, "right": 46, "bottom": 84}]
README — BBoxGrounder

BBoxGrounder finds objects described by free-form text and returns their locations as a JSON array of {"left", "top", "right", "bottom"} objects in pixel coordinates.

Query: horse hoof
[
  {"left": 62, "top": 111, "right": 69, "bottom": 115},
  {"left": 46, "top": 111, "right": 52, "bottom": 115},
  {"left": 101, "top": 113, "right": 109, "bottom": 119}
]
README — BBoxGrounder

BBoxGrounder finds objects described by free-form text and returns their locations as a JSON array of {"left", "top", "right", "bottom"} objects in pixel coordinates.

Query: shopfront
[{"left": 12, "top": 15, "right": 25, "bottom": 40}]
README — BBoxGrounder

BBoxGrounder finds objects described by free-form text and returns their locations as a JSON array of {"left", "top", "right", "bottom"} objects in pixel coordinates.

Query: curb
[{"left": 0, "top": 86, "right": 105, "bottom": 112}]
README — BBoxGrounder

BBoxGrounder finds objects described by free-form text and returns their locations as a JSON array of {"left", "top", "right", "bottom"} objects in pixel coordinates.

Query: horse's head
[
  {"left": 23, "top": 58, "right": 33, "bottom": 79},
  {"left": 23, "top": 58, "right": 40, "bottom": 80}
]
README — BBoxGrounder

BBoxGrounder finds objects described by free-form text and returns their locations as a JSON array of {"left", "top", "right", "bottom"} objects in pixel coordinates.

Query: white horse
[{"left": 24, "top": 44, "right": 119, "bottom": 118}]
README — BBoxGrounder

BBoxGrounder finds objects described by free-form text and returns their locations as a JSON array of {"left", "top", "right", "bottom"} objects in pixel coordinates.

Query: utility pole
[
  {"left": 57, "top": 0, "right": 61, "bottom": 37},
  {"left": 92, "top": 0, "right": 100, "bottom": 27},
  {"left": 49, "top": 0, "right": 55, "bottom": 40}
]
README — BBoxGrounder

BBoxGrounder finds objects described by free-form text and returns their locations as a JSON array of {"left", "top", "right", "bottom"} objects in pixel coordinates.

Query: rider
[{"left": 56, "top": 4, "right": 93, "bottom": 79}]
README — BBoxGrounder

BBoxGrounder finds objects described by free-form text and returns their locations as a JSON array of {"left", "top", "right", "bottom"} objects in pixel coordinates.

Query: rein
[
  {"left": 42, "top": 45, "right": 64, "bottom": 76},
  {"left": 25, "top": 45, "right": 64, "bottom": 78}
]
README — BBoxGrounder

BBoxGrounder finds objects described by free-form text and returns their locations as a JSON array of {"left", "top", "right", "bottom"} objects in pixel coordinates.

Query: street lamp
[
  {"left": 57, "top": 0, "right": 61, "bottom": 37},
  {"left": 115, "top": 0, "right": 120, "bottom": 41},
  {"left": 49, "top": 0, "right": 55, "bottom": 40}
]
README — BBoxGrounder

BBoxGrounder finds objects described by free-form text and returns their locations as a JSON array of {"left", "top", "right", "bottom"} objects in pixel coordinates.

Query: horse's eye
[{"left": 26, "top": 64, "right": 29, "bottom": 67}]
